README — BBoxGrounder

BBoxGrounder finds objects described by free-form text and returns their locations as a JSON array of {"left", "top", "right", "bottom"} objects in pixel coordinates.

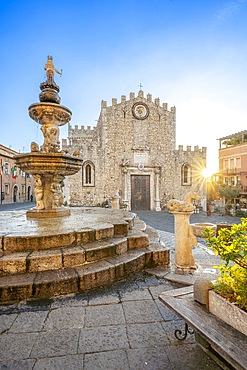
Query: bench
[{"left": 159, "top": 286, "right": 247, "bottom": 370}]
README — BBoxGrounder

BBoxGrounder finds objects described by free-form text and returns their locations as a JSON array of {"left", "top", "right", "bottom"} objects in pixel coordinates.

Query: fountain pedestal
[
  {"left": 167, "top": 191, "right": 201, "bottom": 273},
  {"left": 173, "top": 211, "right": 197, "bottom": 273}
]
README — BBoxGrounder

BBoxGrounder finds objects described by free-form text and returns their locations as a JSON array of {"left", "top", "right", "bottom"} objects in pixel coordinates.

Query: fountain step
[
  {"left": 1, "top": 221, "right": 129, "bottom": 253},
  {"left": 0, "top": 244, "right": 170, "bottom": 303},
  {"left": 0, "top": 209, "right": 170, "bottom": 303},
  {"left": 0, "top": 237, "right": 128, "bottom": 275}
]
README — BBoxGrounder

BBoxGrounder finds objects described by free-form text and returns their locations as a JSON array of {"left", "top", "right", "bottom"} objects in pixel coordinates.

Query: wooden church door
[{"left": 131, "top": 175, "right": 150, "bottom": 210}]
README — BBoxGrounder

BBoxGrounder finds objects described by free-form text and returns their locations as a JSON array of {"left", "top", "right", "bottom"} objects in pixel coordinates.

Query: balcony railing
[{"left": 219, "top": 168, "right": 241, "bottom": 174}]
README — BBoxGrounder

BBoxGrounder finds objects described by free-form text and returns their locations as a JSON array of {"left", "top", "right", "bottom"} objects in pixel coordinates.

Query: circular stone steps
[{"left": 0, "top": 208, "right": 170, "bottom": 303}]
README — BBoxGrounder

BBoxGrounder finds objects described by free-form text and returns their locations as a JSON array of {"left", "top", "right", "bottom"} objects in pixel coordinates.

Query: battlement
[
  {"left": 100, "top": 91, "right": 175, "bottom": 113},
  {"left": 68, "top": 124, "right": 95, "bottom": 137},
  {"left": 177, "top": 145, "right": 207, "bottom": 155}
]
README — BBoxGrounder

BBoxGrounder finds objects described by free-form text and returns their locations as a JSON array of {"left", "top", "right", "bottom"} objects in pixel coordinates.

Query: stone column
[
  {"left": 155, "top": 168, "right": 161, "bottom": 211},
  {"left": 173, "top": 211, "right": 197, "bottom": 273},
  {"left": 123, "top": 168, "right": 129, "bottom": 209},
  {"left": 112, "top": 191, "right": 120, "bottom": 209}
]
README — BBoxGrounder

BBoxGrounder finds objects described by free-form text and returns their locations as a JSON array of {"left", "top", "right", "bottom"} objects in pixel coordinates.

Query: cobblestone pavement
[{"left": 0, "top": 210, "right": 238, "bottom": 370}]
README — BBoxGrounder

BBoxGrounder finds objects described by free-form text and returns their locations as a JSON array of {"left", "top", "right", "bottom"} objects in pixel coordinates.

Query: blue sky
[{"left": 1, "top": 0, "right": 247, "bottom": 173}]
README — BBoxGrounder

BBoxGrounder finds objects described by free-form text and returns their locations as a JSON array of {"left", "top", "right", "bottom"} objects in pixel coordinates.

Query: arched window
[
  {"left": 181, "top": 163, "right": 192, "bottom": 186},
  {"left": 85, "top": 164, "right": 91, "bottom": 184},
  {"left": 82, "top": 161, "right": 95, "bottom": 186}
]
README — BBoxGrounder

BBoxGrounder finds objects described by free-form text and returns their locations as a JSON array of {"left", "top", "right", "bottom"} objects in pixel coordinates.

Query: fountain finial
[
  {"left": 39, "top": 56, "right": 61, "bottom": 104},
  {"left": 44, "top": 56, "right": 62, "bottom": 77}
]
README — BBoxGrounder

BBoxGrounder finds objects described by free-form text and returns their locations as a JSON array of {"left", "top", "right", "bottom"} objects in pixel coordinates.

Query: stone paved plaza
[{"left": 0, "top": 209, "right": 241, "bottom": 369}]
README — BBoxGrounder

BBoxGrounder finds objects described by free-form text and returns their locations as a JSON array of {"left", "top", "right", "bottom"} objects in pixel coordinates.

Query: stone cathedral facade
[{"left": 62, "top": 90, "right": 207, "bottom": 211}]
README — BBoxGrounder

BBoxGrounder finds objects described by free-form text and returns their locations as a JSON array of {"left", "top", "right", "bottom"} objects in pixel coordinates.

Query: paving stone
[
  {"left": 88, "top": 290, "right": 120, "bottom": 305},
  {"left": 84, "top": 350, "right": 129, "bottom": 370},
  {"left": 120, "top": 286, "right": 153, "bottom": 301},
  {"left": 50, "top": 292, "right": 88, "bottom": 308},
  {"left": 17, "top": 297, "right": 53, "bottom": 311},
  {"left": 122, "top": 300, "right": 163, "bottom": 323},
  {"left": 0, "top": 358, "right": 36, "bottom": 370},
  {"left": 9, "top": 310, "right": 48, "bottom": 333},
  {"left": 155, "top": 299, "right": 180, "bottom": 321},
  {"left": 127, "top": 347, "right": 173, "bottom": 370},
  {"left": 30, "top": 328, "right": 80, "bottom": 358},
  {"left": 127, "top": 322, "right": 169, "bottom": 348},
  {"left": 0, "top": 332, "right": 38, "bottom": 361},
  {"left": 165, "top": 343, "right": 222, "bottom": 369},
  {"left": 0, "top": 313, "right": 17, "bottom": 334},
  {"left": 43, "top": 306, "right": 85, "bottom": 330},
  {"left": 78, "top": 325, "right": 129, "bottom": 353},
  {"left": 33, "top": 354, "right": 83, "bottom": 370},
  {"left": 161, "top": 319, "right": 195, "bottom": 344},
  {"left": 85, "top": 303, "right": 125, "bottom": 327},
  {"left": 148, "top": 284, "right": 174, "bottom": 299}
]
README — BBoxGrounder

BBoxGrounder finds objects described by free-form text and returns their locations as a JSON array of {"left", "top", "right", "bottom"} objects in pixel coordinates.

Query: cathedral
[{"left": 62, "top": 89, "right": 206, "bottom": 211}]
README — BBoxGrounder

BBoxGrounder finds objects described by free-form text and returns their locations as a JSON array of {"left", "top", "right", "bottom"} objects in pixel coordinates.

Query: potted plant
[{"left": 203, "top": 219, "right": 247, "bottom": 335}]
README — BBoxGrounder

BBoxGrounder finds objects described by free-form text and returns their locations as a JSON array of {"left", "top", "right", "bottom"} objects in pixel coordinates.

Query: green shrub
[{"left": 203, "top": 218, "right": 247, "bottom": 311}]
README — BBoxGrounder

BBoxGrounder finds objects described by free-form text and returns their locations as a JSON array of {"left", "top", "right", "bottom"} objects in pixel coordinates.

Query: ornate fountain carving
[{"left": 15, "top": 56, "right": 82, "bottom": 218}]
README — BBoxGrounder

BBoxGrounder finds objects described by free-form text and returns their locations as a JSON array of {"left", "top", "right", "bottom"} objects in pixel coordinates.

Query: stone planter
[
  {"left": 190, "top": 223, "right": 216, "bottom": 238},
  {"left": 208, "top": 290, "right": 247, "bottom": 336}
]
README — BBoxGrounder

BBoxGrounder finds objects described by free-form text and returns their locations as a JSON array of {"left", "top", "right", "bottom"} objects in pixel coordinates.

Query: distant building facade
[
  {"left": 0, "top": 144, "right": 34, "bottom": 204},
  {"left": 216, "top": 130, "right": 247, "bottom": 209},
  {"left": 62, "top": 90, "right": 207, "bottom": 210}
]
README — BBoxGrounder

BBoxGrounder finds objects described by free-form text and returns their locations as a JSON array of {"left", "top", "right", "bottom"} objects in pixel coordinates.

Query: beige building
[
  {"left": 0, "top": 144, "right": 34, "bottom": 204},
  {"left": 62, "top": 90, "right": 207, "bottom": 210},
  {"left": 216, "top": 130, "right": 247, "bottom": 208}
]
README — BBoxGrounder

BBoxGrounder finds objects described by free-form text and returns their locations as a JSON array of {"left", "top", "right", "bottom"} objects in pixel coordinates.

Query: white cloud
[{"left": 215, "top": 0, "right": 247, "bottom": 23}]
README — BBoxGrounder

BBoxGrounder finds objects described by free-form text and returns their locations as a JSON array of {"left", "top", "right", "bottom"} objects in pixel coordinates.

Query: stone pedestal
[
  {"left": 173, "top": 211, "right": 197, "bottom": 273},
  {"left": 112, "top": 192, "right": 120, "bottom": 209}
]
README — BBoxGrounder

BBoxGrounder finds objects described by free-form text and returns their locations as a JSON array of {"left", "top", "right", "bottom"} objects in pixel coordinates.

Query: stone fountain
[
  {"left": 15, "top": 56, "right": 82, "bottom": 218},
  {"left": 0, "top": 57, "right": 170, "bottom": 303}
]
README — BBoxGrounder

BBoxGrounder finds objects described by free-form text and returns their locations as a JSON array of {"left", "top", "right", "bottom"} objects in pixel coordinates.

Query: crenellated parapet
[
  {"left": 100, "top": 90, "right": 176, "bottom": 114},
  {"left": 177, "top": 145, "right": 207, "bottom": 157},
  {"left": 68, "top": 124, "right": 95, "bottom": 138}
]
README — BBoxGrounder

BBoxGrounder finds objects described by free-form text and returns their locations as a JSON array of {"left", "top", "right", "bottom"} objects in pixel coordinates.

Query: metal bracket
[{"left": 174, "top": 322, "right": 194, "bottom": 341}]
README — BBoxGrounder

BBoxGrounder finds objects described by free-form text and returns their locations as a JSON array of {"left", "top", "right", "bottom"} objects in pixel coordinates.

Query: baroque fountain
[
  {"left": 15, "top": 56, "right": 82, "bottom": 218},
  {"left": 0, "top": 57, "right": 170, "bottom": 303}
]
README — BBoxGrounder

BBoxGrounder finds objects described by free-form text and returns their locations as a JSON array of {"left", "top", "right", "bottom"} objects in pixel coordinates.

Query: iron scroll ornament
[
  {"left": 132, "top": 102, "right": 149, "bottom": 120},
  {"left": 174, "top": 322, "right": 194, "bottom": 340}
]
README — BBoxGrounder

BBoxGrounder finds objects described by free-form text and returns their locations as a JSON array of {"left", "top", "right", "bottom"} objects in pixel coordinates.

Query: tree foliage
[{"left": 218, "top": 185, "right": 240, "bottom": 200}]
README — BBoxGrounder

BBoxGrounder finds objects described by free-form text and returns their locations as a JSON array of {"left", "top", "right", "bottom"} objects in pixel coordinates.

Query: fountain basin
[
  {"left": 29, "top": 102, "right": 72, "bottom": 126},
  {"left": 15, "top": 152, "right": 82, "bottom": 217},
  {"left": 191, "top": 223, "right": 216, "bottom": 238},
  {"left": 15, "top": 152, "right": 82, "bottom": 176}
]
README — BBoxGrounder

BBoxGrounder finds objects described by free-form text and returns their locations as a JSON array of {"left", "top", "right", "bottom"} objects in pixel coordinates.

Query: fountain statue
[{"left": 15, "top": 56, "right": 82, "bottom": 218}]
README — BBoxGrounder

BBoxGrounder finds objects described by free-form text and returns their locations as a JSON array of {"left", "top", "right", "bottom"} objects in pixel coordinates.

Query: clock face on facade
[{"left": 132, "top": 102, "right": 149, "bottom": 120}]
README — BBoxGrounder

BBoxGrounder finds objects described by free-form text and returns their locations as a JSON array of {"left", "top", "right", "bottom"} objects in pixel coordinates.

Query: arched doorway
[{"left": 13, "top": 185, "right": 18, "bottom": 203}]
